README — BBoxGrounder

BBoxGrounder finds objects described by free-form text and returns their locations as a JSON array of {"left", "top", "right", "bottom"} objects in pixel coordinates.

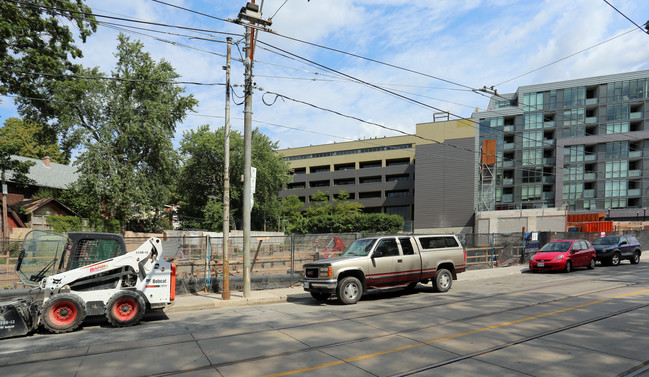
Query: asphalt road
[{"left": 2, "top": 261, "right": 649, "bottom": 377}]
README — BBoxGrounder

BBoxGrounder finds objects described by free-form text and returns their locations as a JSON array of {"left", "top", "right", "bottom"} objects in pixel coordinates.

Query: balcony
[
  {"left": 586, "top": 98, "right": 598, "bottom": 106},
  {"left": 630, "top": 112, "right": 643, "bottom": 120},
  {"left": 585, "top": 116, "right": 598, "bottom": 124},
  {"left": 542, "top": 176, "right": 554, "bottom": 184},
  {"left": 504, "top": 125, "right": 515, "bottom": 132},
  {"left": 628, "top": 170, "right": 642, "bottom": 177},
  {"left": 629, "top": 150, "right": 643, "bottom": 158},
  {"left": 502, "top": 178, "right": 514, "bottom": 185},
  {"left": 584, "top": 172, "right": 597, "bottom": 180},
  {"left": 543, "top": 157, "right": 555, "bottom": 164},
  {"left": 503, "top": 142, "right": 515, "bottom": 150},
  {"left": 501, "top": 160, "right": 515, "bottom": 168},
  {"left": 543, "top": 121, "right": 556, "bottom": 129},
  {"left": 584, "top": 189, "right": 595, "bottom": 198},
  {"left": 501, "top": 194, "right": 513, "bottom": 203},
  {"left": 628, "top": 189, "right": 641, "bottom": 196},
  {"left": 542, "top": 192, "right": 554, "bottom": 200},
  {"left": 585, "top": 154, "right": 597, "bottom": 162}
]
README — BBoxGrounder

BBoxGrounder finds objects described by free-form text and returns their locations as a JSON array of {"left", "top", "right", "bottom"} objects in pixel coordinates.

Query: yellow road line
[{"left": 262, "top": 288, "right": 649, "bottom": 377}]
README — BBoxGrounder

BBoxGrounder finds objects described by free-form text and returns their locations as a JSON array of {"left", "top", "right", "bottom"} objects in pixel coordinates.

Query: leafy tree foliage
[
  {"left": 280, "top": 192, "right": 403, "bottom": 234},
  {"left": 176, "top": 125, "right": 291, "bottom": 231},
  {"left": 0, "top": 118, "right": 67, "bottom": 163},
  {"left": 0, "top": 143, "right": 35, "bottom": 188},
  {"left": 52, "top": 34, "right": 197, "bottom": 232},
  {"left": 0, "top": 0, "right": 96, "bottom": 122}
]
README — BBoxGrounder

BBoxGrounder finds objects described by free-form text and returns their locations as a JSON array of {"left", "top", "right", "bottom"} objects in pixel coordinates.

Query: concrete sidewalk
[{"left": 166, "top": 265, "right": 528, "bottom": 313}]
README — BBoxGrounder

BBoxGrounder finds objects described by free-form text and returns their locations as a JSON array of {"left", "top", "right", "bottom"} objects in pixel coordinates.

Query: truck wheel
[
  {"left": 42, "top": 293, "right": 86, "bottom": 333},
  {"left": 433, "top": 269, "right": 452, "bottom": 293},
  {"left": 310, "top": 291, "right": 331, "bottom": 301},
  {"left": 337, "top": 276, "right": 362, "bottom": 305},
  {"left": 106, "top": 291, "right": 146, "bottom": 327}
]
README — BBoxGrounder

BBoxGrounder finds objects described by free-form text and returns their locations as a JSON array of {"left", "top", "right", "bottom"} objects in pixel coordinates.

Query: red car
[{"left": 529, "top": 239, "right": 596, "bottom": 273}]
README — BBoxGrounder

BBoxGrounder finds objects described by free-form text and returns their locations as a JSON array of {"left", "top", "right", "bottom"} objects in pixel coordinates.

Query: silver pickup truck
[{"left": 302, "top": 235, "right": 466, "bottom": 304}]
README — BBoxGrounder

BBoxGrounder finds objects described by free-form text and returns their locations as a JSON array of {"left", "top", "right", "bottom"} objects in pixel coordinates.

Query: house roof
[
  {"left": 11, "top": 156, "right": 79, "bottom": 189},
  {"left": 18, "top": 197, "right": 77, "bottom": 216}
]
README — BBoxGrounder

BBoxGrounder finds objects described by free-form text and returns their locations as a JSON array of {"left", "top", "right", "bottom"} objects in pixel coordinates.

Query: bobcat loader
[{"left": 0, "top": 230, "right": 176, "bottom": 339}]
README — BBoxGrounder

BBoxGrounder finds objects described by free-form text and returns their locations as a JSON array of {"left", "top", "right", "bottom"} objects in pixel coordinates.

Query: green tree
[
  {"left": 51, "top": 34, "right": 197, "bottom": 232},
  {"left": 0, "top": 118, "right": 67, "bottom": 163},
  {"left": 0, "top": 1, "right": 96, "bottom": 122},
  {"left": 305, "top": 190, "right": 332, "bottom": 217},
  {"left": 280, "top": 195, "right": 304, "bottom": 233},
  {"left": 333, "top": 190, "right": 363, "bottom": 217},
  {"left": 176, "top": 126, "right": 290, "bottom": 231}
]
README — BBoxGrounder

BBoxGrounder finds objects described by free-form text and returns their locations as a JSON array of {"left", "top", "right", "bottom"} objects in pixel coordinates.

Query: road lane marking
[{"left": 262, "top": 288, "right": 649, "bottom": 377}]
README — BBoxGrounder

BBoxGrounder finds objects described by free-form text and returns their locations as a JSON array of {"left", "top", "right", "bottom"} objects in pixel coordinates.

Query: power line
[{"left": 602, "top": 0, "right": 649, "bottom": 35}]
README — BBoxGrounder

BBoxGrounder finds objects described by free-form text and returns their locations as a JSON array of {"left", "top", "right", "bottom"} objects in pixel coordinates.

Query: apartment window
[
  {"left": 522, "top": 185, "right": 541, "bottom": 201},
  {"left": 523, "top": 112, "right": 543, "bottom": 130},
  {"left": 386, "top": 158, "right": 410, "bottom": 166},
  {"left": 479, "top": 117, "right": 503, "bottom": 134},
  {"left": 523, "top": 92, "right": 543, "bottom": 112},
  {"left": 549, "top": 90, "right": 557, "bottom": 109},
  {"left": 522, "top": 168, "right": 542, "bottom": 183},
  {"left": 605, "top": 161, "right": 628, "bottom": 178},
  {"left": 607, "top": 79, "right": 649, "bottom": 102},
  {"left": 310, "top": 180, "right": 329, "bottom": 188},
  {"left": 605, "top": 141, "right": 629, "bottom": 159},
  {"left": 522, "top": 149, "right": 543, "bottom": 165},
  {"left": 359, "top": 160, "right": 381, "bottom": 169},
  {"left": 334, "top": 178, "right": 355, "bottom": 186},
  {"left": 563, "top": 183, "right": 583, "bottom": 200},
  {"left": 605, "top": 180, "right": 627, "bottom": 197},
  {"left": 334, "top": 163, "right": 355, "bottom": 171},
  {"left": 562, "top": 126, "right": 585, "bottom": 138},
  {"left": 606, "top": 103, "right": 630, "bottom": 121},
  {"left": 310, "top": 165, "right": 330, "bottom": 173},
  {"left": 523, "top": 130, "right": 543, "bottom": 148},
  {"left": 385, "top": 206, "right": 410, "bottom": 219},
  {"left": 293, "top": 167, "right": 306, "bottom": 175},
  {"left": 605, "top": 198, "right": 627, "bottom": 209},
  {"left": 564, "top": 165, "right": 584, "bottom": 181},
  {"left": 563, "top": 108, "right": 585, "bottom": 126},
  {"left": 606, "top": 122, "right": 630, "bottom": 134},
  {"left": 287, "top": 182, "right": 305, "bottom": 190},
  {"left": 564, "top": 145, "right": 584, "bottom": 163},
  {"left": 563, "top": 87, "right": 586, "bottom": 107}
]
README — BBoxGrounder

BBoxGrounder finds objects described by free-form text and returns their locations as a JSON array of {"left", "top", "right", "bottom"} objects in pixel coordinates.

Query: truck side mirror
[{"left": 372, "top": 251, "right": 383, "bottom": 258}]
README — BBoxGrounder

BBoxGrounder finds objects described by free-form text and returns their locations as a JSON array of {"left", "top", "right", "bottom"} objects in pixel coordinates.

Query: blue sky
[{"left": 2, "top": 0, "right": 649, "bottom": 152}]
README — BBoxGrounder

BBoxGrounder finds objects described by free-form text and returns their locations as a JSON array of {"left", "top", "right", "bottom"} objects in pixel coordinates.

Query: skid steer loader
[{"left": 0, "top": 230, "right": 176, "bottom": 339}]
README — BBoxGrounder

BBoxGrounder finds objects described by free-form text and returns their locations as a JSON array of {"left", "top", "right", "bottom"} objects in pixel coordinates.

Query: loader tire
[
  {"left": 106, "top": 291, "right": 146, "bottom": 327},
  {"left": 42, "top": 293, "right": 86, "bottom": 334}
]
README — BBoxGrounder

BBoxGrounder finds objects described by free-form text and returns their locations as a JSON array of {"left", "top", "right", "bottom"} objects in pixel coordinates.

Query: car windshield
[
  {"left": 540, "top": 241, "right": 572, "bottom": 252},
  {"left": 592, "top": 236, "right": 620, "bottom": 246},
  {"left": 342, "top": 239, "right": 377, "bottom": 256}
]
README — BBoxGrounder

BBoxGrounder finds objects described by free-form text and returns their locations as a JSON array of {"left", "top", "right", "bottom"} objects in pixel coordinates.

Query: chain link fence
[{"left": 2, "top": 230, "right": 648, "bottom": 293}]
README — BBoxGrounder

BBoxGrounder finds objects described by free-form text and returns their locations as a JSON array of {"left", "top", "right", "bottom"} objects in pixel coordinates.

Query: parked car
[
  {"left": 592, "top": 235, "right": 641, "bottom": 266},
  {"left": 529, "top": 239, "right": 596, "bottom": 273}
]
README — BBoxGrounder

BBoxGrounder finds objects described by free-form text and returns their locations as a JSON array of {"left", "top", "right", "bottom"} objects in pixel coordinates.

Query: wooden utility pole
[{"left": 222, "top": 37, "right": 232, "bottom": 300}]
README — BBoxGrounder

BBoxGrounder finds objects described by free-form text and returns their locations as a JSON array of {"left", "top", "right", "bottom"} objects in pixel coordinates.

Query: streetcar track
[{"left": 1, "top": 268, "right": 647, "bottom": 376}]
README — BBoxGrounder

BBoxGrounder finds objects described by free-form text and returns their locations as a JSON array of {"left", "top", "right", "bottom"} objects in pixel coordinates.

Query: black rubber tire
[
  {"left": 433, "top": 269, "right": 453, "bottom": 293},
  {"left": 42, "top": 293, "right": 86, "bottom": 333},
  {"left": 310, "top": 291, "right": 331, "bottom": 301},
  {"left": 587, "top": 258, "right": 596, "bottom": 270},
  {"left": 405, "top": 282, "right": 418, "bottom": 291},
  {"left": 611, "top": 252, "right": 621, "bottom": 266},
  {"left": 631, "top": 251, "right": 640, "bottom": 265},
  {"left": 564, "top": 261, "right": 572, "bottom": 273},
  {"left": 105, "top": 291, "right": 146, "bottom": 327},
  {"left": 336, "top": 276, "right": 362, "bottom": 305}
]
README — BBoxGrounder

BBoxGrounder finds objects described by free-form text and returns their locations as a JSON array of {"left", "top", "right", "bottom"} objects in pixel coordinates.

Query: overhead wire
[{"left": 601, "top": 0, "right": 649, "bottom": 35}]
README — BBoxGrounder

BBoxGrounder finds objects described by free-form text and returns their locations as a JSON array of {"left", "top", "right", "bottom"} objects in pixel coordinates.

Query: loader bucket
[{"left": 0, "top": 298, "right": 38, "bottom": 339}]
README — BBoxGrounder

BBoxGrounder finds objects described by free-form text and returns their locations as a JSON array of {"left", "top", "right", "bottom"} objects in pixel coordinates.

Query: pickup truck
[{"left": 302, "top": 235, "right": 466, "bottom": 304}]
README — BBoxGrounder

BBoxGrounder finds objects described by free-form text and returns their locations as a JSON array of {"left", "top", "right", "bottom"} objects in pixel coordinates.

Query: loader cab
[{"left": 16, "top": 231, "right": 127, "bottom": 286}]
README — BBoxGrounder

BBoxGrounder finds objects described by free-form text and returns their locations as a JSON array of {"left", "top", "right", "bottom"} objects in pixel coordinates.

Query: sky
[{"left": 3, "top": 0, "right": 649, "bottom": 153}]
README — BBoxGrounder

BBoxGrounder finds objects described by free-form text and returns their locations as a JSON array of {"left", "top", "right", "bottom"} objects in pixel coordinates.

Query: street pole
[
  {"left": 237, "top": 0, "right": 271, "bottom": 298},
  {"left": 242, "top": 22, "right": 253, "bottom": 298},
  {"left": 222, "top": 37, "right": 232, "bottom": 300}
]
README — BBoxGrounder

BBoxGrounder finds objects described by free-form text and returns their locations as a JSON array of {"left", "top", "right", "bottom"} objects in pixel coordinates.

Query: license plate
[
  {"left": 538, "top": 262, "right": 544, "bottom": 267},
  {"left": 304, "top": 282, "right": 310, "bottom": 288}
]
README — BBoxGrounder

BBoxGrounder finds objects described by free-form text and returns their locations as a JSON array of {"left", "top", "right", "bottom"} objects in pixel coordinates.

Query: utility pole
[
  {"left": 222, "top": 37, "right": 232, "bottom": 300},
  {"left": 237, "top": 1, "right": 271, "bottom": 298}
]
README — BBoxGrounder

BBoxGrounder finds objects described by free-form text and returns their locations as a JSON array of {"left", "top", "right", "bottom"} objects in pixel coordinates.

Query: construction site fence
[{"left": 2, "top": 229, "right": 649, "bottom": 292}]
